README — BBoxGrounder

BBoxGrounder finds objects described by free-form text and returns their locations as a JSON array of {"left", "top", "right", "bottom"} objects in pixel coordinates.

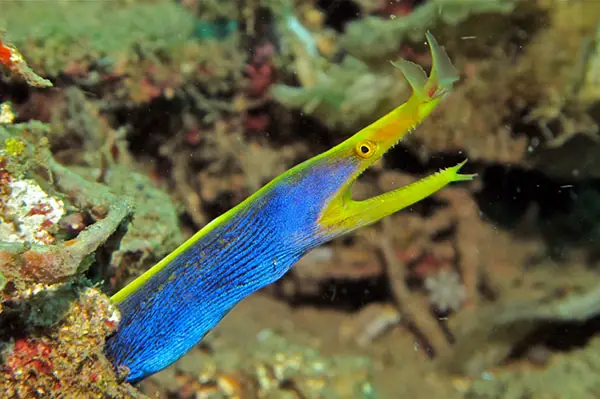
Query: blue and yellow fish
[{"left": 104, "top": 32, "right": 473, "bottom": 383}]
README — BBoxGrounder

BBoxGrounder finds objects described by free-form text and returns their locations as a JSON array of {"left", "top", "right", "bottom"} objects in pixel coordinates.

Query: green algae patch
[
  {"left": 0, "top": 1, "right": 195, "bottom": 77},
  {"left": 465, "top": 335, "right": 600, "bottom": 398},
  {"left": 0, "top": 271, "right": 6, "bottom": 292},
  {"left": 271, "top": 0, "right": 521, "bottom": 130},
  {"left": 272, "top": 55, "right": 402, "bottom": 129},
  {"left": 3, "top": 137, "right": 25, "bottom": 158},
  {"left": 340, "top": 0, "right": 519, "bottom": 62}
]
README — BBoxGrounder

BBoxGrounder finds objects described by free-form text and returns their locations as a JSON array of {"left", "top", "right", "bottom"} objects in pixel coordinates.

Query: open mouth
[{"left": 317, "top": 32, "right": 475, "bottom": 234}]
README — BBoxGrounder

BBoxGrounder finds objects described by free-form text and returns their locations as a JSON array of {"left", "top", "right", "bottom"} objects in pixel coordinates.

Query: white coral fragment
[
  {"left": 0, "top": 103, "right": 15, "bottom": 124},
  {"left": 424, "top": 268, "right": 466, "bottom": 312},
  {"left": 1, "top": 178, "right": 65, "bottom": 245}
]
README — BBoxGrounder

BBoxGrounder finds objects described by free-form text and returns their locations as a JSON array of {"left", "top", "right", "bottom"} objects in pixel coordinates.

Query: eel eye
[{"left": 355, "top": 141, "right": 377, "bottom": 159}]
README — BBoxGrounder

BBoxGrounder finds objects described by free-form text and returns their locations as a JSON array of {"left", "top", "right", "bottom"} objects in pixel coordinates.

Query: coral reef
[
  {"left": 0, "top": 34, "right": 175, "bottom": 398},
  {"left": 0, "top": 123, "right": 133, "bottom": 285},
  {"left": 0, "top": 284, "right": 145, "bottom": 399},
  {"left": 1, "top": 0, "right": 600, "bottom": 398}
]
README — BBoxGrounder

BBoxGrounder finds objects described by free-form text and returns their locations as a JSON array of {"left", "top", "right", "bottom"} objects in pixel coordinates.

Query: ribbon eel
[{"left": 104, "top": 32, "right": 475, "bottom": 383}]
